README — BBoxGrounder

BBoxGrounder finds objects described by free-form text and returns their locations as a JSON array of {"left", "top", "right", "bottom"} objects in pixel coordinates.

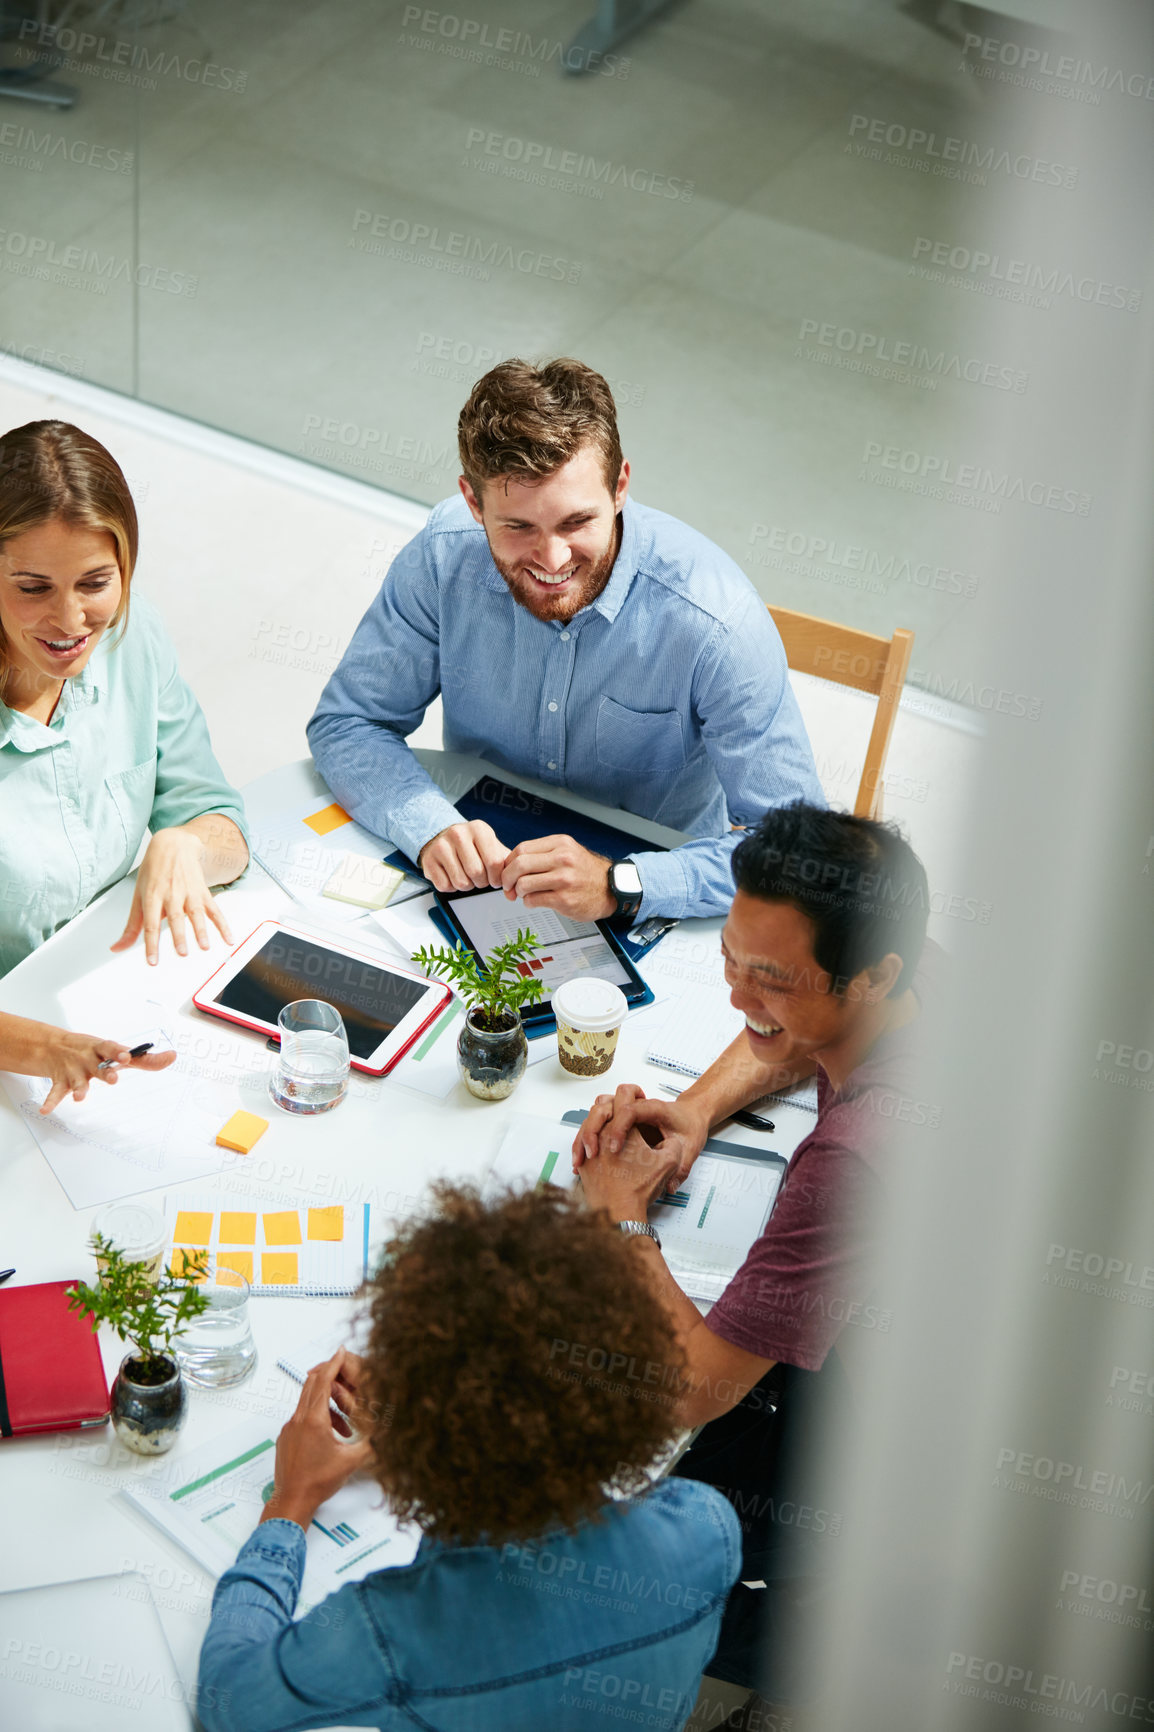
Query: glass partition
[{"left": 1, "top": 0, "right": 1047, "bottom": 679}]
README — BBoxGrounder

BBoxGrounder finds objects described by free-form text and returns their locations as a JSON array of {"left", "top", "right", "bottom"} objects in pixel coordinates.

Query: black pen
[
  {"left": 0, "top": 1269, "right": 15, "bottom": 1285},
  {"left": 658, "top": 1081, "right": 774, "bottom": 1133},
  {"left": 97, "top": 1042, "right": 154, "bottom": 1073}
]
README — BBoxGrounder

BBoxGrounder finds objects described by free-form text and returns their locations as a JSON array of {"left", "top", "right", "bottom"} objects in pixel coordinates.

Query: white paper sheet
[{"left": 124, "top": 1418, "right": 418, "bottom": 1615}]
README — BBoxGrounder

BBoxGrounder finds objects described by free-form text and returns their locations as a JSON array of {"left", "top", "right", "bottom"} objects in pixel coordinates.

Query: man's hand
[
  {"left": 419, "top": 820, "right": 509, "bottom": 893},
  {"left": 260, "top": 1349, "right": 374, "bottom": 1531},
  {"left": 500, "top": 835, "right": 615, "bottom": 920},
  {"left": 578, "top": 1125, "right": 681, "bottom": 1223},
  {"left": 573, "top": 1084, "right": 710, "bottom": 1189},
  {"left": 111, "top": 826, "right": 235, "bottom": 966}
]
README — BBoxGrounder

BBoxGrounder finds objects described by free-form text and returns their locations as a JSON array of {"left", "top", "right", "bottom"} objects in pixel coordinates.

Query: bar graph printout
[
  {"left": 485, "top": 1114, "right": 786, "bottom": 1304},
  {"left": 124, "top": 1419, "right": 419, "bottom": 1615}
]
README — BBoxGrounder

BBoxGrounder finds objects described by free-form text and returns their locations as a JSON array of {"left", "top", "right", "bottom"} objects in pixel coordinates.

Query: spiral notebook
[
  {"left": 164, "top": 1190, "right": 370, "bottom": 1295},
  {"left": 646, "top": 989, "right": 819, "bottom": 1115}
]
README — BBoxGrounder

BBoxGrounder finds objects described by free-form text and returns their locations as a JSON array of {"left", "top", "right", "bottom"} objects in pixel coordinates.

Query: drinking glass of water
[
  {"left": 269, "top": 998, "right": 350, "bottom": 1115},
  {"left": 175, "top": 1265, "right": 257, "bottom": 1389}
]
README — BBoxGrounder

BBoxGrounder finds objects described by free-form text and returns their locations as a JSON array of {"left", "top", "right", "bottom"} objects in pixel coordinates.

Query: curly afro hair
[{"left": 359, "top": 1183, "right": 684, "bottom": 1547}]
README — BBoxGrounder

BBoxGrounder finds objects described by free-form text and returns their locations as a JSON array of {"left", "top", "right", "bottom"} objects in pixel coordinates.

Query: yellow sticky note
[
  {"left": 263, "top": 1211, "right": 302, "bottom": 1246},
  {"left": 173, "top": 1211, "right": 213, "bottom": 1244},
  {"left": 308, "top": 1206, "right": 344, "bottom": 1242},
  {"left": 216, "top": 1250, "right": 253, "bottom": 1284},
  {"left": 219, "top": 1211, "right": 257, "bottom": 1245},
  {"left": 303, "top": 802, "right": 351, "bottom": 836},
  {"left": 262, "top": 1252, "right": 299, "bottom": 1286},
  {"left": 171, "top": 1247, "right": 208, "bottom": 1281},
  {"left": 216, "top": 1111, "right": 268, "bottom": 1154}
]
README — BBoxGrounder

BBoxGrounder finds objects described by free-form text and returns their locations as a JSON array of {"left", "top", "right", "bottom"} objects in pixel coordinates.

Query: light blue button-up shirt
[
  {"left": 0, "top": 592, "right": 247, "bottom": 977},
  {"left": 308, "top": 496, "right": 823, "bottom": 919}
]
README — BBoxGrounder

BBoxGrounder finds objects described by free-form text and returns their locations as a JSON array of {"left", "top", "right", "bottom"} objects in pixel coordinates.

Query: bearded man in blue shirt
[{"left": 308, "top": 359, "right": 822, "bottom": 923}]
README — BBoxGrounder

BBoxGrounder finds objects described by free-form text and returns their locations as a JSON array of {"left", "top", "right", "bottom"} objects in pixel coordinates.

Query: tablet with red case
[{"left": 193, "top": 919, "right": 452, "bottom": 1076}]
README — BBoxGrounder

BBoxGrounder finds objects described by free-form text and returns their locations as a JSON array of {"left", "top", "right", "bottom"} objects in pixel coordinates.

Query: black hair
[{"left": 732, "top": 802, "right": 929, "bottom": 994}]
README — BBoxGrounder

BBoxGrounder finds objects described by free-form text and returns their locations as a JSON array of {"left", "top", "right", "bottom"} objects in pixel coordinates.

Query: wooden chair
[{"left": 768, "top": 606, "right": 915, "bottom": 820}]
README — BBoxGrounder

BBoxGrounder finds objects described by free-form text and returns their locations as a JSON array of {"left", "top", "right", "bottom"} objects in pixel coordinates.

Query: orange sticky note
[
  {"left": 171, "top": 1247, "right": 208, "bottom": 1281},
  {"left": 261, "top": 1252, "right": 299, "bottom": 1286},
  {"left": 308, "top": 1206, "right": 344, "bottom": 1242},
  {"left": 303, "top": 802, "right": 351, "bottom": 836},
  {"left": 173, "top": 1211, "right": 213, "bottom": 1244},
  {"left": 263, "top": 1211, "right": 302, "bottom": 1246},
  {"left": 216, "top": 1111, "right": 268, "bottom": 1154},
  {"left": 219, "top": 1211, "right": 257, "bottom": 1245},
  {"left": 216, "top": 1250, "right": 253, "bottom": 1284}
]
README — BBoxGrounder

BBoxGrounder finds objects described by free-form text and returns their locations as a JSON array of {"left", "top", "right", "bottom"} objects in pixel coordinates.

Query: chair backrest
[{"left": 767, "top": 606, "right": 915, "bottom": 820}]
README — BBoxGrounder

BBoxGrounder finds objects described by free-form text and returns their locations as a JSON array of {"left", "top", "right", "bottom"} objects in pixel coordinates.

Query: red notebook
[{"left": 0, "top": 1280, "right": 110, "bottom": 1438}]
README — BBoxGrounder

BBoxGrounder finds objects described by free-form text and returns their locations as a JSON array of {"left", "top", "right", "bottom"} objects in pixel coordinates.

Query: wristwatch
[
  {"left": 608, "top": 859, "right": 643, "bottom": 921},
  {"left": 618, "top": 1219, "right": 661, "bottom": 1250}
]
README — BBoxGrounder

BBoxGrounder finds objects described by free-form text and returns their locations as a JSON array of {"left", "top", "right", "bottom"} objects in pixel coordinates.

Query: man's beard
[{"left": 487, "top": 516, "right": 621, "bottom": 623}]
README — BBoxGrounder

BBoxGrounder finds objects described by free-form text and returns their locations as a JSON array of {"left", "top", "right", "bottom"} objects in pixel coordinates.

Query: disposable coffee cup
[
  {"left": 90, "top": 1201, "right": 167, "bottom": 1284},
  {"left": 553, "top": 978, "right": 629, "bottom": 1078}
]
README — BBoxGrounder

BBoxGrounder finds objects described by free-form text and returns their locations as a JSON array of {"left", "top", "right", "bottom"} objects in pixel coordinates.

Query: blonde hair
[{"left": 0, "top": 420, "right": 138, "bottom": 684}]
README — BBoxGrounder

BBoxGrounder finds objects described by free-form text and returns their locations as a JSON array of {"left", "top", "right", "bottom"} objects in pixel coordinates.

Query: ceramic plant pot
[
  {"left": 111, "top": 1353, "right": 187, "bottom": 1455},
  {"left": 457, "top": 1008, "right": 528, "bottom": 1101}
]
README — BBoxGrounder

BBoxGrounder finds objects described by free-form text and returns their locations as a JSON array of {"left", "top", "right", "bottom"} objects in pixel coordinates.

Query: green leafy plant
[
  {"left": 67, "top": 1236, "right": 210, "bottom": 1385},
  {"left": 413, "top": 928, "right": 546, "bottom": 1031}
]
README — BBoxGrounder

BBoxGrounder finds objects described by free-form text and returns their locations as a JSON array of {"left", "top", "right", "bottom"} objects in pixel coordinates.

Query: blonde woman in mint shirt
[{"left": 0, "top": 419, "right": 249, "bottom": 1112}]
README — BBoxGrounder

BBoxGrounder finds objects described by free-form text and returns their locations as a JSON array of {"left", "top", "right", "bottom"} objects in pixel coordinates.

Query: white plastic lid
[
  {"left": 552, "top": 976, "right": 629, "bottom": 1033},
  {"left": 90, "top": 1202, "right": 166, "bottom": 1258}
]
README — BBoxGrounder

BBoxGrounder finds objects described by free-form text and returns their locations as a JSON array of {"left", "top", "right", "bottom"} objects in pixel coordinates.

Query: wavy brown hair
[
  {"left": 457, "top": 357, "right": 623, "bottom": 499},
  {"left": 0, "top": 420, "right": 137, "bottom": 686},
  {"left": 360, "top": 1183, "right": 683, "bottom": 1547}
]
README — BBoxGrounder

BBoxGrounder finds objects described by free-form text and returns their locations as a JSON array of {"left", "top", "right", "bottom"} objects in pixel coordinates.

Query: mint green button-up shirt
[{"left": 0, "top": 592, "right": 247, "bottom": 977}]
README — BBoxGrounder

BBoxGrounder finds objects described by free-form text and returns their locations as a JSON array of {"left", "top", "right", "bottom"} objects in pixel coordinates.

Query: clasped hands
[
  {"left": 418, "top": 818, "right": 617, "bottom": 921},
  {"left": 571, "top": 1084, "right": 712, "bottom": 1221}
]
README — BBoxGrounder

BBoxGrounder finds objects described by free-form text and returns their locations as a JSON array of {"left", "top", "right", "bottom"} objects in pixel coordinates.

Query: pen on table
[
  {"left": 97, "top": 1042, "right": 154, "bottom": 1073},
  {"left": 658, "top": 1080, "right": 774, "bottom": 1133},
  {"left": 0, "top": 1268, "right": 14, "bottom": 1285}
]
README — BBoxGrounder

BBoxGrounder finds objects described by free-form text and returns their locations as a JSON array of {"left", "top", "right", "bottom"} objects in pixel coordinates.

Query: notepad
[{"left": 165, "top": 1191, "right": 369, "bottom": 1295}]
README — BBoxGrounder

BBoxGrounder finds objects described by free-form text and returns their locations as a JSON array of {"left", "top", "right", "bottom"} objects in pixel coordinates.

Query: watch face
[{"left": 612, "top": 862, "right": 643, "bottom": 896}]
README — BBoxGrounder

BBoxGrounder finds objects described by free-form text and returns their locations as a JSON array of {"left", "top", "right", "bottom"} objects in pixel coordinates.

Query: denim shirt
[
  {"left": 196, "top": 1478, "right": 741, "bottom": 1732},
  {"left": 307, "top": 496, "right": 823, "bottom": 920}
]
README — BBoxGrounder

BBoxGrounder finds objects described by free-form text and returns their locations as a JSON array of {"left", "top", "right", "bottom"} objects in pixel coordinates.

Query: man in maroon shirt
[{"left": 574, "top": 801, "right": 936, "bottom": 1712}]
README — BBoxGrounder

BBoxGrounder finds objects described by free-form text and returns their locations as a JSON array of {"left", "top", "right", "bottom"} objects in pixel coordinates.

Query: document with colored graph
[
  {"left": 122, "top": 1418, "right": 418, "bottom": 1614},
  {"left": 486, "top": 1113, "right": 788, "bottom": 1305}
]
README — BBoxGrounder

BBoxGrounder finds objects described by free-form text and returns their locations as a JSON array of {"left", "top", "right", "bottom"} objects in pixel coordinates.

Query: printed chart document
[
  {"left": 485, "top": 1113, "right": 787, "bottom": 1304},
  {"left": 124, "top": 1418, "right": 419, "bottom": 1615}
]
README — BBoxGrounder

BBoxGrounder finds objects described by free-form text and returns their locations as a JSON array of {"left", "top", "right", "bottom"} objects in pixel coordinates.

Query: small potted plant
[
  {"left": 413, "top": 929, "right": 545, "bottom": 1100},
  {"left": 67, "top": 1237, "right": 209, "bottom": 1456}
]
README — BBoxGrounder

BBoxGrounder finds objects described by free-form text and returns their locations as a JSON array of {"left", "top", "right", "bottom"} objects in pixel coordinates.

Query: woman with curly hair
[{"left": 197, "top": 1183, "right": 741, "bottom": 1732}]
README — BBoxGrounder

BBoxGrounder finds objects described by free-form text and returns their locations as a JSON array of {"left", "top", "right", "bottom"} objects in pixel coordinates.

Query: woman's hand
[
  {"left": 38, "top": 1030, "right": 175, "bottom": 1114},
  {"left": 261, "top": 1350, "right": 375, "bottom": 1531},
  {"left": 111, "top": 825, "right": 235, "bottom": 966}
]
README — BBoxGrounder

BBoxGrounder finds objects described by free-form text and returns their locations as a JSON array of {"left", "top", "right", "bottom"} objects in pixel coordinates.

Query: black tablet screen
[{"left": 216, "top": 934, "right": 427, "bottom": 1060}]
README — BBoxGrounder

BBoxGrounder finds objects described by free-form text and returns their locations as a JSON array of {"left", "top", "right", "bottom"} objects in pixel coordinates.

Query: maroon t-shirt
[{"left": 705, "top": 941, "right": 942, "bottom": 1372}]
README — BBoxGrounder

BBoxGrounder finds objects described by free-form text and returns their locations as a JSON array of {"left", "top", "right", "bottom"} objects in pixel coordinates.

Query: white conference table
[{"left": 0, "top": 754, "right": 789, "bottom": 1711}]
